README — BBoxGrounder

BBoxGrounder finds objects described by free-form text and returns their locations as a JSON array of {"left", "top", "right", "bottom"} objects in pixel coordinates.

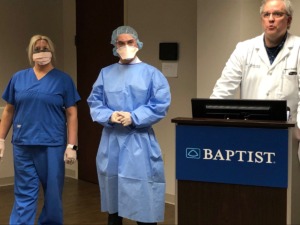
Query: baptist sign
[{"left": 176, "top": 125, "right": 288, "bottom": 188}]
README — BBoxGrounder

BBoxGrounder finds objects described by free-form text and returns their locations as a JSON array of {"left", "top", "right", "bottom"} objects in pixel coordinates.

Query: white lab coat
[{"left": 211, "top": 33, "right": 300, "bottom": 128}]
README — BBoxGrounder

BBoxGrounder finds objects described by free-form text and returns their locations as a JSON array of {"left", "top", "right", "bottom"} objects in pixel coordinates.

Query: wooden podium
[{"left": 172, "top": 117, "right": 300, "bottom": 225}]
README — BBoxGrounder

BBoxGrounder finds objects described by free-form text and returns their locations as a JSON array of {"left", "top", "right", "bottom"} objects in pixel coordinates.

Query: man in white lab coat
[{"left": 211, "top": 0, "right": 300, "bottom": 131}]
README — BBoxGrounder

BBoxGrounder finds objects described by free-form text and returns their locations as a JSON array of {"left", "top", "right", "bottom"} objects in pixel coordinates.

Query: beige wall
[
  {"left": 0, "top": 0, "right": 65, "bottom": 106},
  {"left": 197, "top": 0, "right": 261, "bottom": 97}
]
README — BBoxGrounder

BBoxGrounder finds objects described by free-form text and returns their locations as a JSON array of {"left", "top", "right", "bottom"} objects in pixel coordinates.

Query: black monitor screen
[{"left": 191, "top": 98, "right": 287, "bottom": 121}]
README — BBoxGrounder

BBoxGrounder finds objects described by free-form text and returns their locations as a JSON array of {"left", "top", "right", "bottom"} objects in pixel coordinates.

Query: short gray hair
[{"left": 260, "top": 0, "right": 293, "bottom": 17}]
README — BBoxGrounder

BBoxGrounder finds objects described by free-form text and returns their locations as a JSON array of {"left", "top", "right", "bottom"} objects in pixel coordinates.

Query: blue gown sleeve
[
  {"left": 87, "top": 71, "right": 114, "bottom": 127},
  {"left": 131, "top": 68, "right": 171, "bottom": 128}
]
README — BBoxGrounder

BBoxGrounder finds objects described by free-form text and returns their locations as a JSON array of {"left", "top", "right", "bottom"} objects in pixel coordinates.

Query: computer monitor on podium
[{"left": 191, "top": 98, "right": 287, "bottom": 121}]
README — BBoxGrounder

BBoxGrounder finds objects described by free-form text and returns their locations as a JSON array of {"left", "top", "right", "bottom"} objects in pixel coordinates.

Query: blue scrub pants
[{"left": 10, "top": 145, "right": 65, "bottom": 225}]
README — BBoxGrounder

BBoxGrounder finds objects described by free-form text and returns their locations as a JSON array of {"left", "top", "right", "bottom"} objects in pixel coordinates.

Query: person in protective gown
[{"left": 87, "top": 26, "right": 171, "bottom": 225}]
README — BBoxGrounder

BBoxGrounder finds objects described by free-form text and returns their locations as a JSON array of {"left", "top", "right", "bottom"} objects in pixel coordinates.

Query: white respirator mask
[
  {"left": 117, "top": 45, "right": 138, "bottom": 60},
  {"left": 33, "top": 52, "right": 52, "bottom": 65}
]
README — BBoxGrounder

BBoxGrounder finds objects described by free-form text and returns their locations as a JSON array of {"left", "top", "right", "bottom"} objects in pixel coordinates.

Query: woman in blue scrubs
[
  {"left": 0, "top": 35, "right": 81, "bottom": 225},
  {"left": 87, "top": 26, "right": 171, "bottom": 225}
]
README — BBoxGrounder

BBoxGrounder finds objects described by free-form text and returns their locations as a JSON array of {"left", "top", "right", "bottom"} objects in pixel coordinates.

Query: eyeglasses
[
  {"left": 261, "top": 11, "right": 288, "bottom": 19},
  {"left": 116, "top": 39, "right": 136, "bottom": 47},
  {"left": 33, "top": 48, "right": 50, "bottom": 53}
]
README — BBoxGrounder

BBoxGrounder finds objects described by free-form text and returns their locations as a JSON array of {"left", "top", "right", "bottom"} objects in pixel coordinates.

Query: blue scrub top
[{"left": 2, "top": 68, "right": 81, "bottom": 146}]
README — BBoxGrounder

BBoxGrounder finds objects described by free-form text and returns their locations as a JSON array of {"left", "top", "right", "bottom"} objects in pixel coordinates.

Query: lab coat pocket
[{"left": 281, "top": 72, "right": 298, "bottom": 97}]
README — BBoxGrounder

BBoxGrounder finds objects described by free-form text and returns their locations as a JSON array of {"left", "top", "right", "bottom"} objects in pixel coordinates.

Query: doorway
[{"left": 76, "top": 0, "right": 124, "bottom": 183}]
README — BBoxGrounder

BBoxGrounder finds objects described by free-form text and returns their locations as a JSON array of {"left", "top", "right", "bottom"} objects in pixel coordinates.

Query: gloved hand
[
  {"left": 110, "top": 111, "right": 122, "bottom": 123},
  {"left": 64, "top": 148, "right": 77, "bottom": 165},
  {"left": 119, "top": 111, "right": 132, "bottom": 126},
  {"left": 0, "top": 139, "right": 5, "bottom": 162}
]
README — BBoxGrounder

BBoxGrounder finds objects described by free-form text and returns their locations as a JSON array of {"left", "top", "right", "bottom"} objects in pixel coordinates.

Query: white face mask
[
  {"left": 33, "top": 52, "right": 52, "bottom": 65},
  {"left": 117, "top": 45, "right": 138, "bottom": 60}
]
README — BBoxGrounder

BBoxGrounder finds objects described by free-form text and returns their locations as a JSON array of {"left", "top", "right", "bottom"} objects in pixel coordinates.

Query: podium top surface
[{"left": 171, "top": 117, "right": 295, "bottom": 129}]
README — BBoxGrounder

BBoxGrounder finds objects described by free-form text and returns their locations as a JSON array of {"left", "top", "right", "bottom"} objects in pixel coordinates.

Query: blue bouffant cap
[{"left": 111, "top": 25, "right": 143, "bottom": 56}]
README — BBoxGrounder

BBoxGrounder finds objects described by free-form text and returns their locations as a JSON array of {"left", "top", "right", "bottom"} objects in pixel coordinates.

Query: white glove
[
  {"left": 119, "top": 111, "right": 132, "bottom": 126},
  {"left": 64, "top": 148, "right": 77, "bottom": 165},
  {"left": 110, "top": 111, "right": 122, "bottom": 123},
  {"left": 0, "top": 139, "right": 5, "bottom": 162}
]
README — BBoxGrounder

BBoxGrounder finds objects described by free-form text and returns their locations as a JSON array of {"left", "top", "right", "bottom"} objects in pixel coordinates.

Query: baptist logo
[
  {"left": 186, "top": 148, "right": 201, "bottom": 159},
  {"left": 185, "top": 148, "right": 276, "bottom": 164}
]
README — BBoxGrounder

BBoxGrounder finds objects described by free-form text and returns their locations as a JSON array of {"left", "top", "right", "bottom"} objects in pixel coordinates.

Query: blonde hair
[{"left": 27, "top": 34, "right": 56, "bottom": 66}]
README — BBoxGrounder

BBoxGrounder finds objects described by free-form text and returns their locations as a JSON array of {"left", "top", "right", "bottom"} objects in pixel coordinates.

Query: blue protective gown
[
  {"left": 87, "top": 61, "right": 171, "bottom": 223},
  {"left": 2, "top": 68, "right": 81, "bottom": 225}
]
